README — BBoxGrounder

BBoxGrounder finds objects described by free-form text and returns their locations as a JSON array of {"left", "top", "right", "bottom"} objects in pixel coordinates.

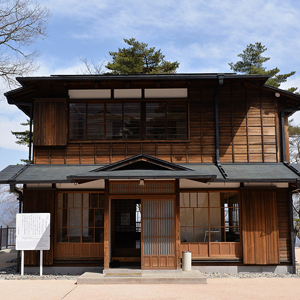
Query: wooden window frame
[
  {"left": 68, "top": 99, "right": 189, "bottom": 142},
  {"left": 56, "top": 191, "right": 105, "bottom": 245},
  {"left": 180, "top": 190, "right": 242, "bottom": 258}
]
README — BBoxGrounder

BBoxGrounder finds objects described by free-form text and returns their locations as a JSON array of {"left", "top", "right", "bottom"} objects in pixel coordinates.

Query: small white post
[
  {"left": 21, "top": 250, "right": 24, "bottom": 276},
  {"left": 40, "top": 250, "right": 43, "bottom": 276}
]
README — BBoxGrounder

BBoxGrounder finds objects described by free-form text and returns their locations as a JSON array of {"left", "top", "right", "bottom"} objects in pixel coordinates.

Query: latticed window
[
  {"left": 180, "top": 192, "right": 240, "bottom": 243},
  {"left": 56, "top": 192, "right": 104, "bottom": 243},
  {"left": 69, "top": 101, "right": 188, "bottom": 141}
]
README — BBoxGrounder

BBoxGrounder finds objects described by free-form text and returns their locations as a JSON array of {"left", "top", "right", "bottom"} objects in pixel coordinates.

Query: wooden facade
[
  {"left": 33, "top": 84, "right": 283, "bottom": 165},
  {"left": 3, "top": 74, "right": 300, "bottom": 272}
]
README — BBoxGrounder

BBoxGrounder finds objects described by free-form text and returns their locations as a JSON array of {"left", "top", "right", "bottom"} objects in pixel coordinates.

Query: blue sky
[{"left": 1, "top": 0, "right": 300, "bottom": 171}]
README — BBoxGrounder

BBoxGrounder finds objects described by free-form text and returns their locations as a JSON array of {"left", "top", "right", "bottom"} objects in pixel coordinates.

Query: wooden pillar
[
  {"left": 175, "top": 179, "right": 181, "bottom": 269},
  {"left": 104, "top": 179, "right": 110, "bottom": 270}
]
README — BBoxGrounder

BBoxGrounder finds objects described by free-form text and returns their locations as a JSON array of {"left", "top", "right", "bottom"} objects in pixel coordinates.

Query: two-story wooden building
[{"left": 1, "top": 73, "right": 300, "bottom": 273}]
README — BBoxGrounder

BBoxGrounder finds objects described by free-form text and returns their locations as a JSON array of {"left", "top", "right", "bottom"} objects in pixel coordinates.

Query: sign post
[{"left": 16, "top": 213, "right": 50, "bottom": 276}]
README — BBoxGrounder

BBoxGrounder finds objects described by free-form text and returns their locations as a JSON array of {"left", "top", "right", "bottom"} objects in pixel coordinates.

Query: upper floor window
[{"left": 69, "top": 101, "right": 188, "bottom": 141}]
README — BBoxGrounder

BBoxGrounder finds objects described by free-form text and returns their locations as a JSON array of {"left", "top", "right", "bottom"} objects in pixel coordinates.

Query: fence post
[
  {"left": 6, "top": 226, "right": 9, "bottom": 249},
  {"left": 0, "top": 226, "right": 2, "bottom": 249}
]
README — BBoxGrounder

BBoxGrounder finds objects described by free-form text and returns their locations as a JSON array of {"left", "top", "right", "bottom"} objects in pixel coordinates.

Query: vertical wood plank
[
  {"left": 104, "top": 179, "right": 110, "bottom": 269},
  {"left": 175, "top": 179, "right": 181, "bottom": 269},
  {"left": 242, "top": 189, "right": 279, "bottom": 265}
]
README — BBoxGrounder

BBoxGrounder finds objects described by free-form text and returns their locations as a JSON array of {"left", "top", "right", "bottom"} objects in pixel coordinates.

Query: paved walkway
[
  {"left": 0, "top": 248, "right": 299, "bottom": 299},
  {"left": 0, "top": 277, "right": 300, "bottom": 300}
]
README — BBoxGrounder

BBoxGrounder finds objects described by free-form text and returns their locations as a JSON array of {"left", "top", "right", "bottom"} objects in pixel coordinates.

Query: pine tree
[{"left": 229, "top": 42, "right": 297, "bottom": 92}]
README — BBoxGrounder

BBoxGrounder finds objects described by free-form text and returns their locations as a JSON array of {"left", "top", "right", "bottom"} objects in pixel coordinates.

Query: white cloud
[{"left": 0, "top": 108, "right": 28, "bottom": 151}]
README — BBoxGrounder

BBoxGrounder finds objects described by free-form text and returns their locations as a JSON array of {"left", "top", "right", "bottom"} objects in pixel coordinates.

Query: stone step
[{"left": 77, "top": 270, "right": 207, "bottom": 285}]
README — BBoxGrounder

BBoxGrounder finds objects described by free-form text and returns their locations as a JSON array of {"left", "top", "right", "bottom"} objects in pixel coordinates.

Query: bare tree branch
[
  {"left": 76, "top": 57, "right": 108, "bottom": 75},
  {"left": 0, "top": 0, "right": 50, "bottom": 86}
]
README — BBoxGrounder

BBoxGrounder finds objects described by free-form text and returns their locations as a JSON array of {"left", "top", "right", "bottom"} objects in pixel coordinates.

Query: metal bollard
[{"left": 182, "top": 251, "right": 192, "bottom": 271}]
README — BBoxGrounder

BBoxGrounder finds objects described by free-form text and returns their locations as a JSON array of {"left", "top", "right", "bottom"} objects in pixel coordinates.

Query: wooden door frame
[
  {"left": 111, "top": 198, "right": 141, "bottom": 261},
  {"left": 104, "top": 183, "right": 180, "bottom": 270}
]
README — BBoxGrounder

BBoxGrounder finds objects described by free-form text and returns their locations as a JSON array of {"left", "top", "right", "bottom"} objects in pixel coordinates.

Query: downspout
[
  {"left": 214, "top": 74, "right": 228, "bottom": 179},
  {"left": 28, "top": 104, "right": 33, "bottom": 163},
  {"left": 290, "top": 190, "right": 296, "bottom": 274}
]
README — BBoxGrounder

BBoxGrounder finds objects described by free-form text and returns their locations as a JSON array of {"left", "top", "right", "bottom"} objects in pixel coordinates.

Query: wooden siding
[
  {"left": 33, "top": 85, "right": 281, "bottom": 164},
  {"left": 277, "top": 189, "right": 291, "bottom": 262},
  {"left": 180, "top": 242, "right": 242, "bottom": 259},
  {"left": 241, "top": 189, "right": 280, "bottom": 265},
  {"left": 34, "top": 100, "right": 67, "bottom": 146},
  {"left": 23, "top": 189, "right": 55, "bottom": 266},
  {"left": 55, "top": 243, "right": 104, "bottom": 260}
]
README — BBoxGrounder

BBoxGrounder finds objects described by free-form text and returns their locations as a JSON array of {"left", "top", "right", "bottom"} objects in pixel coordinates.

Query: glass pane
[
  {"left": 190, "top": 193, "right": 197, "bottom": 207},
  {"left": 69, "top": 209, "right": 81, "bottom": 227},
  {"left": 62, "top": 209, "right": 68, "bottom": 227},
  {"left": 82, "top": 209, "right": 89, "bottom": 227},
  {"left": 180, "top": 227, "right": 193, "bottom": 242},
  {"left": 57, "top": 228, "right": 68, "bottom": 242},
  {"left": 57, "top": 208, "right": 62, "bottom": 227},
  {"left": 106, "top": 103, "right": 122, "bottom": 140},
  {"left": 124, "top": 103, "right": 141, "bottom": 140},
  {"left": 95, "top": 228, "right": 104, "bottom": 242},
  {"left": 228, "top": 193, "right": 239, "bottom": 207},
  {"left": 58, "top": 193, "right": 63, "bottom": 208},
  {"left": 69, "top": 103, "right": 86, "bottom": 139},
  {"left": 95, "top": 209, "right": 104, "bottom": 227},
  {"left": 210, "top": 193, "right": 220, "bottom": 207},
  {"left": 167, "top": 102, "right": 187, "bottom": 139},
  {"left": 82, "top": 228, "right": 94, "bottom": 242},
  {"left": 210, "top": 208, "right": 223, "bottom": 227},
  {"left": 87, "top": 103, "right": 104, "bottom": 140},
  {"left": 195, "top": 227, "right": 207, "bottom": 242},
  {"left": 194, "top": 208, "right": 208, "bottom": 226},
  {"left": 68, "top": 194, "right": 73, "bottom": 208},
  {"left": 198, "top": 193, "right": 208, "bottom": 207},
  {"left": 83, "top": 193, "right": 89, "bottom": 208},
  {"left": 89, "top": 209, "right": 94, "bottom": 227},
  {"left": 74, "top": 193, "right": 81, "bottom": 208},
  {"left": 90, "top": 194, "right": 98, "bottom": 208},
  {"left": 210, "top": 227, "right": 223, "bottom": 242},
  {"left": 180, "top": 193, "right": 189, "bottom": 207},
  {"left": 226, "top": 227, "right": 240, "bottom": 242},
  {"left": 229, "top": 207, "right": 239, "bottom": 227},
  {"left": 146, "top": 102, "right": 166, "bottom": 140},
  {"left": 69, "top": 228, "right": 81, "bottom": 242},
  {"left": 180, "top": 208, "right": 193, "bottom": 226},
  {"left": 99, "top": 195, "right": 105, "bottom": 208}
]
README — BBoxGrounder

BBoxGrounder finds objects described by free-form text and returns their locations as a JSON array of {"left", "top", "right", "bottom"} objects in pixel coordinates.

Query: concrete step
[{"left": 77, "top": 270, "right": 207, "bottom": 285}]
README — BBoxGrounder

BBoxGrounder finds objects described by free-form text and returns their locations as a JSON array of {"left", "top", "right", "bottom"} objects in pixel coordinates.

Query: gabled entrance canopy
[{"left": 68, "top": 154, "right": 217, "bottom": 184}]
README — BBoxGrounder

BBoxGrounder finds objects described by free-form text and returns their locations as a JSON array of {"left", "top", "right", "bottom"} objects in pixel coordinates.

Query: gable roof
[{"left": 92, "top": 154, "right": 190, "bottom": 172}]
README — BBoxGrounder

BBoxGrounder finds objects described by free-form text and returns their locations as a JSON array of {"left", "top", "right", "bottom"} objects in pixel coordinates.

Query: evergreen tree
[
  {"left": 11, "top": 119, "right": 31, "bottom": 163},
  {"left": 229, "top": 42, "right": 297, "bottom": 92},
  {"left": 106, "top": 38, "right": 179, "bottom": 74}
]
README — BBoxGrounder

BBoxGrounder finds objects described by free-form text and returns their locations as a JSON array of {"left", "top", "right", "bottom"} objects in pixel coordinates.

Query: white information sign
[{"left": 16, "top": 213, "right": 50, "bottom": 251}]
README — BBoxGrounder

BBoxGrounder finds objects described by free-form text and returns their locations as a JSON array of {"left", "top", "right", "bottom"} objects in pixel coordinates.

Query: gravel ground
[
  {"left": 0, "top": 265, "right": 79, "bottom": 280},
  {"left": 203, "top": 267, "right": 300, "bottom": 278},
  {"left": 1, "top": 264, "right": 300, "bottom": 280}
]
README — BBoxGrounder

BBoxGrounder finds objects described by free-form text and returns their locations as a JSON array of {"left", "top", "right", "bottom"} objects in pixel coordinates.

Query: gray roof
[
  {"left": 221, "top": 163, "right": 299, "bottom": 182},
  {"left": 0, "top": 163, "right": 299, "bottom": 184},
  {"left": 68, "top": 169, "right": 217, "bottom": 181}
]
